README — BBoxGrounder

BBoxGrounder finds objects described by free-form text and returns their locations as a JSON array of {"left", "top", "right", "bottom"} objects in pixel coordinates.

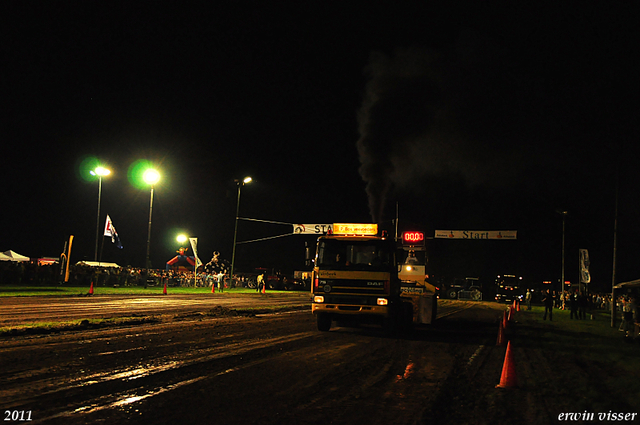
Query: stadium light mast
[
  {"left": 558, "top": 210, "right": 569, "bottom": 295},
  {"left": 91, "top": 166, "right": 111, "bottom": 262},
  {"left": 143, "top": 169, "right": 161, "bottom": 273},
  {"left": 230, "top": 177, "right": 252, "bottom": 287}
]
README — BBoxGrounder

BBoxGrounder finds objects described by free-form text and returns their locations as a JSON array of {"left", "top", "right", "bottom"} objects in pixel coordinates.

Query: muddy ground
[{"left": 1, "top": 300, "right": 637, "bottom": 424}]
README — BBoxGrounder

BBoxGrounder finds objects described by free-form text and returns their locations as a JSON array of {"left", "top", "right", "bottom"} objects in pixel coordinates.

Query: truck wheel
[
  {"left": 448, "top": 289, "right": 457, "bottom": 299},
  {"left": 317, "top": 314, "right": 331, "bottom": 332},
  {"left": 431, "top": 296, "right": 438, "bottom": 323},
  {"left": 382, "top": 308, "right": 398, "bottom": 335},
  {"left": 401, "top": 303, "right": 414, "bottom": 333}
]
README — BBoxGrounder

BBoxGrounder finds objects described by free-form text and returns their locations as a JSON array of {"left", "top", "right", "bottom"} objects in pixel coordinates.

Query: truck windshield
[
  {"left": 499, "top": 277, "right": 521, "bottom": 289},
  {"left": 317, "top": 239, "right": 393, "bottom": 271}
]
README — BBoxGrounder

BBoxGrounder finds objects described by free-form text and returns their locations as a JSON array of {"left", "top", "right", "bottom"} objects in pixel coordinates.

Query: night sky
[{"left": 2, "top": 2, "right": 639, "bottom": 289}]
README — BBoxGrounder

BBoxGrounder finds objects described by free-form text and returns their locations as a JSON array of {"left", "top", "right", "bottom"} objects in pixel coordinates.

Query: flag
[
  {"left": 579, "top": 249, "right": 590, "bottom": 284},
  {"left": 189, "top": 237, "right": 203, "bottom": 268},
  {"left": 104, "top": 215, "right": 123, "bottom": 249}
]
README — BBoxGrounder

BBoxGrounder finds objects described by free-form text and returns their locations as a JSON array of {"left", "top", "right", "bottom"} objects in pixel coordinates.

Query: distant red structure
[{"left": 166, "top": 247, "right": 197, "bottom": 271}]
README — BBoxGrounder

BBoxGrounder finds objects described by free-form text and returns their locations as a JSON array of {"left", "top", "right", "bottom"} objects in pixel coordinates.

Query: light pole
[
  {"left": 143, "top": 169, "right": 160, "bottom": 273},
  {"left": 558, "top": 210, "right": 568, "bottom": 295},
  {"left": 90, "top": 166, "right": 110, "bottom": 262},
  {"left": 230, "top": 176, "right": 252, "bottom": 286},
  {"left": 176, "top": 234, "right": 197, "bottom": 285}
]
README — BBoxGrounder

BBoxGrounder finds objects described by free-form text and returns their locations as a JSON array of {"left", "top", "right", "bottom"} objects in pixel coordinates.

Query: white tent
[
  {"left": 0, "top": 250, "right": 30, "bottom": 262},
  {"left": 76, "top": 261, "right": 122, "bottom": 268},
  {"left": 613, "top": 279, "right": 640, "bottom": 290}
]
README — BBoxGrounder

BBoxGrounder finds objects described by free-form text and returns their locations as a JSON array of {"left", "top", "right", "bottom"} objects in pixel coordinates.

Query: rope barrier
[
  {"left": 236, "top": 233, "right": 293, "bottom": 244},
  {"left": 238, "top": 217, "right": 294, "bottom": 226}
]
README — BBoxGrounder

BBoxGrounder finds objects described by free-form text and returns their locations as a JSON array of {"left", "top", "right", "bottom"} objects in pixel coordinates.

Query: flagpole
[
  {"left": 99, "top": 234, "right": 105, "bottom": 266},
  {"left": 611, "top": 177, "right": 619, "bottom": 328},
  {"left": 94, "top": 175, "right": 103, "bottom": 262},
  {"left": 64, "top": 235, "right": 74, "bottom": 283}
]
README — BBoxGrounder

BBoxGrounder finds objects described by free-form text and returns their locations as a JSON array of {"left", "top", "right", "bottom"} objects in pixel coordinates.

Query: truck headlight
[
  {"left": 313, "top": 295, "right": 325, "bottom": 303},
  {"left": 377, "top": 298, "right": 388, "bottom": 306}
]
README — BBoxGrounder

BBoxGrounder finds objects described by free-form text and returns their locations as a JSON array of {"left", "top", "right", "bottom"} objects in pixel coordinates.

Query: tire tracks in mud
[
  {"left": 2, "top": 301, "right": 504, "bottom": 425},
  {"left": 4, "top": 321, "right": 318, "bottom": 424}
]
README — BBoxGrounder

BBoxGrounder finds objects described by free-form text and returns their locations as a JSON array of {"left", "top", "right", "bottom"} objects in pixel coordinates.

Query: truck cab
[
  {"left": 311, "top": 224, "right": 436, "bottom": 332},
  {"left": 495, "top": 274, "right": 525, "bottom": 303}
]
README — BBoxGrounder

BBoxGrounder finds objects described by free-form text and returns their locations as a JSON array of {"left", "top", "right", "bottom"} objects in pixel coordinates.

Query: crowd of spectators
[
  {"left": 0, "top": 260, "right": 257, "bottom": 289},
  {"left": 545, "top": 288, "right": 638, "bottom": 339},
  {"left": 553, "top": 290, "right": 613, "bottom": 312}
]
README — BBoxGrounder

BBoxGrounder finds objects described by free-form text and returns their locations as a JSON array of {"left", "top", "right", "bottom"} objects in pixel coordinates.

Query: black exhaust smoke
[
  {"left": 356, "top": 48, "right": 446, "bottom": 223},
  {"left": 356, "top": 35, "right": 544, "bottom": 224}
]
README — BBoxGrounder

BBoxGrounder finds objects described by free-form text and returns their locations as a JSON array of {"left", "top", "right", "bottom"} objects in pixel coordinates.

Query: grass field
[
  {"left": 0, "top": 285, "right": 300, "bottom": 296},
  {"left": 509, "top": 305, "right": 640, "bottom": 416},
  {"left": 515, "top": 305, "right": 640, "bottom": 370},
  {"left": 0, "top": 285, "right": 310, "bottom": 336}
]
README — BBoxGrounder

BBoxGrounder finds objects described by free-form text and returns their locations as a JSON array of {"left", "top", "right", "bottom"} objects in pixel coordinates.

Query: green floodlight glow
[
  {"left": 143, "top": 168, "right": 161, "bottom": 185},
  {"left": 79, "top": 156, "right": 100, "bottom": 182},
  {"left": 176, "top": 234, "right": 188, "bottom": 244}
]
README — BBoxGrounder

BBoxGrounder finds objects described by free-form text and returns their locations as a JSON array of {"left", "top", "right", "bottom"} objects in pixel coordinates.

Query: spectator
[
  {"left": 542, "top": 289, "right": 555, "bottom": 321},
  {"left": 569, "top": 291, "right": 578, "bottom": 319}
]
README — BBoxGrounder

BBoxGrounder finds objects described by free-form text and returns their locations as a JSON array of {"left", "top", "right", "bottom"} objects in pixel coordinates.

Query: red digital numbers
[{"left": 403, "top": 232, "right": 424, "bottom": 243}]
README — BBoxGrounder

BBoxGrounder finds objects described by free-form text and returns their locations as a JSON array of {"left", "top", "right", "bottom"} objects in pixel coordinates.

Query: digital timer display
[{"left": 403, "top": 232, "right": 424, "bottom": 243}]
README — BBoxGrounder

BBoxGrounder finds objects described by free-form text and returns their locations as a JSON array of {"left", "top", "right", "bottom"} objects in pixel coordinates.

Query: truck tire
[
  {"left": 431, "top": 296, "right": 438, "bottom": 323},
  {"left": 471, "top": 289, "right": 482, "bottom": 301},
  {"left": 448, "top": 289, "right": 457, "bottom": 299},
  {"left": 401, "top": 302, "right": 414, "bottom": 333},
  {"left": 382, "top": 307, "right": 399, "bottom": 335},
  {"left": 317, "top": 313, "right": 331, "bottom": 332}
]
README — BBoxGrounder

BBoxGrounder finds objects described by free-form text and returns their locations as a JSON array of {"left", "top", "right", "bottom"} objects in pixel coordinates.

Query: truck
[
  {"left": 494, "top": 274, "right": 525, "bottom": 303},
  {"left": 309, "top": 224, "right": 437, "bottom": 332}
]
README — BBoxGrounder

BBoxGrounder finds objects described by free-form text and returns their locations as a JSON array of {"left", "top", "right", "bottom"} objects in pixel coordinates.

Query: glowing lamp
[
  {"left": 176, "top": 234, "right": 188, "bottom": 244},
  {"left": 90, "top": 166, "right": 111, "bottom": 177},
  {"left": 143, "top": 169, "right": 160, "bottom": 185}
]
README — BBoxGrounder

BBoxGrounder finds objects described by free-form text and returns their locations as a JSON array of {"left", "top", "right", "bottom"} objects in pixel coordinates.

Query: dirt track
[{"left": 0, "top": 299, "right": 511, "bottom": 425}]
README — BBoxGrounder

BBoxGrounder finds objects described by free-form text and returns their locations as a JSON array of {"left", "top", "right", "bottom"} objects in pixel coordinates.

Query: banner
[
  {"left": 103, "top": 215, "right": 123, "bottom": 249},
  {"left": 293, "top": 224, "right": 333, "bottom": 235},
  {"left": 434, "top": 230, "right": 517, "bottom": 240},
  {"left": 189, "top": 237, "right": 203, "bottom": 268},
  {"left": 579, "top": 249, "right": 590, "bottom": 284}
]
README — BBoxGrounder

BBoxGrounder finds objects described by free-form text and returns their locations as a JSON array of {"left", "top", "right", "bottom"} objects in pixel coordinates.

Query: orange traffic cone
[
  {"left": 163, "top": 281, "right": 167, "bottom": 295},
  {"left": 262, "top": 282, "right": 266, "bottom": 294},
  {"left": 496, "top": 341, "right": 518, "bottom": 388},
  {"left": 496, "top": 320, "right": 506, "bottom": 346},
  {"left": 517, "top": 300, "right": 521, "bottom": 312},
  {"left": 211, "top": 282, "right": 215, "bottom": 293},
  {"left": 88, "top": 281, "right": 94, "bottom": 295}
]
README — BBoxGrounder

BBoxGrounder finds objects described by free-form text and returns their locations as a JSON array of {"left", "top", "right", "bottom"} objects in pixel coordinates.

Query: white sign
[
  {"left": 579, "top": 249, "right": 590, "bottom": 284},
  {"left": 189, "top": 237, "right": 203, "bottom": 267},
  {"left": 293, "top": 224, "right": 333, "bottom": 235},
  {"left": 434, "top": 230, "right": 517, "bottom": 240}
]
